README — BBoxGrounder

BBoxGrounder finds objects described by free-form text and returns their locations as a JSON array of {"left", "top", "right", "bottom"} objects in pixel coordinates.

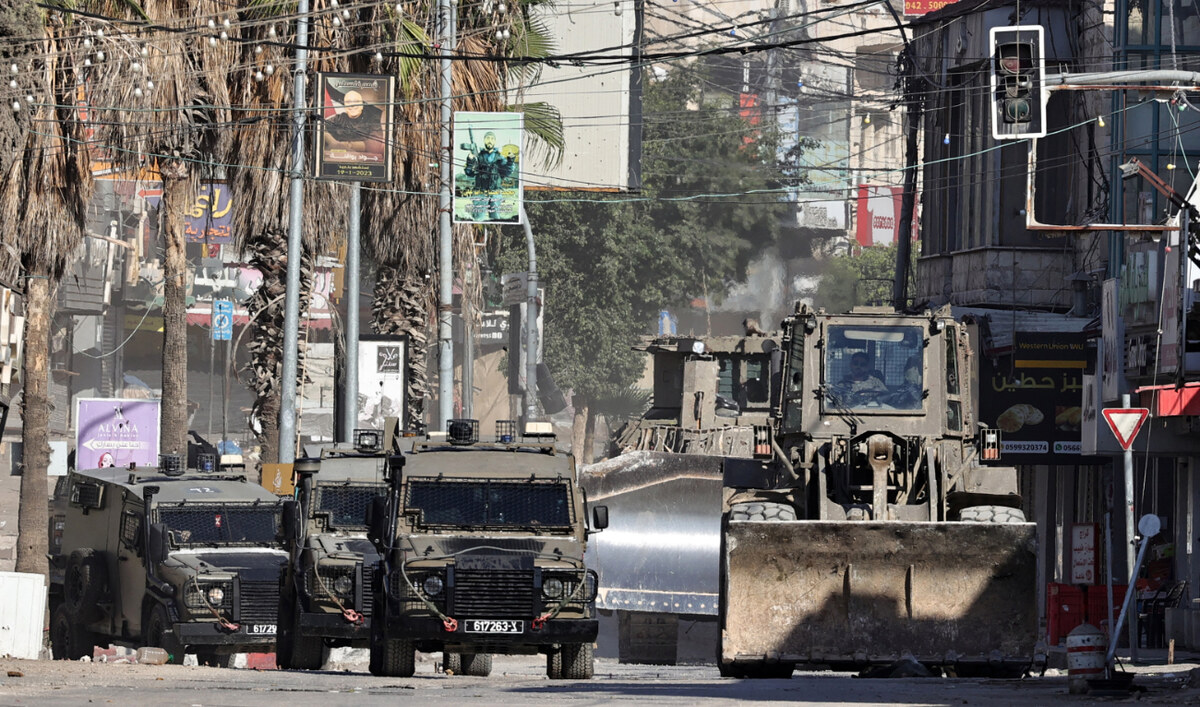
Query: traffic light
[{"left": 989, "top": 25, "right": 1046, "bottom": 140}]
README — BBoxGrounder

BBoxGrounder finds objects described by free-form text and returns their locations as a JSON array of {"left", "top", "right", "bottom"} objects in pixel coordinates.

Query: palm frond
[
  {"left": 394, "top": 18, "right": 431, "bottom": 94},
  {"left": 506, "top": 15, "right": 554, "bottom": 84},
  {"left": 510, "top": 101, "right": 563, "bottom": 169}
]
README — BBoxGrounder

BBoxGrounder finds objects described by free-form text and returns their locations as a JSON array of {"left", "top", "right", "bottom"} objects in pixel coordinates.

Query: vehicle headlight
[
  {"left": 583, "top": 571, "right": 598, "bottom": 602},
  {"left": 543, "top": 577, "right": 564, "bottom": 599},
  {"left": 422, "top": 575, "right": 444, "bottom": 597},
  {"left": 206, "top": 586, "right": 225, "bottom": 605},
  {"left": 333, "top": 575, "right": 354, "bottom": 596}
]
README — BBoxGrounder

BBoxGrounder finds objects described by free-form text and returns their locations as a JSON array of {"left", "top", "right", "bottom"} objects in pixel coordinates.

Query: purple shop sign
[{"left": 76, "top": 398, "right": 161, "bottom": 470}]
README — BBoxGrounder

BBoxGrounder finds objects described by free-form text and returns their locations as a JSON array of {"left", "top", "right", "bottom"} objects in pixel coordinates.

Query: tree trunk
[
  {"left": 571, "top": 396, "right": 588, "bottom": 461},
  {"left": 15, "top": 273, "right": 51, "bottom": 578},
  {"left": 581, "top": 406, "right": 598, "bottom": 466},
  {"left": 373, "top": 265, "right": 430, "bottom": 432},
  {"left": 158, "top": 165, "right": 190, "bottom": 457},
  {"left": 245, "top": 231, "right": 313, "bottom": 465}
]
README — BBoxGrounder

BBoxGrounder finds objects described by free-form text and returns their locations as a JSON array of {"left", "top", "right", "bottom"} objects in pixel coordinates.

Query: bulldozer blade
[
  {"left": 721, "top": 520, "right": 1038, "bottom": 668},
  {"left": 581, "top": 451, "right": 725, "bottom": 616}
]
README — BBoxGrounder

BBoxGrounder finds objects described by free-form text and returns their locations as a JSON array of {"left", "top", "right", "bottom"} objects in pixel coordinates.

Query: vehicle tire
[
  {"left": 729, "top": 502, "right": 796, "bottom": 522},
  {"left": 958, "top": 505, "right": 1026, "bottom": 524},
  {"left": 367, "top": 603, "right": 386, "bottom": 676},
  {"left": 289, "top": 629, "right": 325, "bottom": 671},
  {"left": 560, "top": 642, "right": 594, "bottom": 679},
  {"left": 144, "top": 603, "right": 185, "bottom": 665},
  {"left": 197, "top": 651, "right": 238, "bottom": 669},
  {"left": 546, "top": 649, "right": 563, "bottom": 679},
  {"left": 50, "top": 604, "right": 93, "bottom": 660},
  {"left": 443, "top": 651, "right": 462, "bottom": 674},
  {"left": 461, "top": 652, "right": 492, "bottom": 677},
  {"left": 379, "top": 637, "right": 416, "bottom": 677},
  {"left": 65, "top": 548, "right": 106, "bottom": 617},
  {"left": 275, "top": 589, "right": 297, "bottom": 669}
]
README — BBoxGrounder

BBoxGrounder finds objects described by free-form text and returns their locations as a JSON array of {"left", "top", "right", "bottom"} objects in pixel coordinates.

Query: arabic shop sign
[
  {"left": 1120, "top": 241, "right": 1161, "bottom": 327},
  {"left": 186, "top": 183, "right": 233, "bottom": 244},
  {"left": 980, "top": 332, "right": 1088, "bottom": 462}
]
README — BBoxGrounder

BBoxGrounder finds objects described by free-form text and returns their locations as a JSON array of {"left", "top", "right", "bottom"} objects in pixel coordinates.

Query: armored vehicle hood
[{"left": 169, "top": 548, "right": 288, "bottom": 580}]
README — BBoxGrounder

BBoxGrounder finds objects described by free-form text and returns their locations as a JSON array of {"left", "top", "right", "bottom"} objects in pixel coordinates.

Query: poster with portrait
[
  {"left": 357, "top": 335, "right": 408, "bottom": 433},
  {"left": 453, "top": 111, "right": 523, "bottom": 224},
  {"left": 313, "top": 73, "right": 395, "bottom": 182},
  {"left": 75, "top": 398, "right": 162, "bottom": 470}
]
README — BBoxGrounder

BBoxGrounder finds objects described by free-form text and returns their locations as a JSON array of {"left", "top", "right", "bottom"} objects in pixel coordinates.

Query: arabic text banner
[{"left": 980, "top": 332, "right": 1089, "bottom": 463}]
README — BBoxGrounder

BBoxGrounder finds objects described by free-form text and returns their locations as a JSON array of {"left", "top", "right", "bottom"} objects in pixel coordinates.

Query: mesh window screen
[
  {"left": 314, "top": 485, "right": 379, "bottom": 529},
  {"left": 158, "top": 505, "right": 280, "bottom": 546},
  {"left": 405, "top": 479, "right": 572, "bottom": 528}
]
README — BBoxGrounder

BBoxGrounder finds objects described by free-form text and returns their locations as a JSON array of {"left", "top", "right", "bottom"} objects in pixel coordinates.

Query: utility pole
[
  {"left": 342, "top": 182, "right": 361, "bottom": 442},
  {"left": 279, "top": 0, "right": 310, "bottom": 464},
  {"left": 436, "top": 0, "right": 455, "bottom": 433}
]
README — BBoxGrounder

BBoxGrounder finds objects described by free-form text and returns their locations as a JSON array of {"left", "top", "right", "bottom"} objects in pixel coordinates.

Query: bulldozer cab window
[
  {"left": 825, "top": 325, "right": 925, "bottom": 410},
  {"left": 740, "top": 356, "right": 770, "bottom": 407},
  {"left": 718, "top": 355, "right": 771, "bottom": 410},
  {"left": 717, "top": 357, "right": 735, "bottom": 401}
]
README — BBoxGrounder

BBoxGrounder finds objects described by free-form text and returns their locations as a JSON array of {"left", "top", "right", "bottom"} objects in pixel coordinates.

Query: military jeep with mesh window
[
  {"left": 367, "top": 420, "right": 608, "bottom": 679},
  {"left": 47, "top": 454, "right": 289, "bottom": 666},
  {"left": 275, "top": 431, "right": 391, "bottom": 669}
]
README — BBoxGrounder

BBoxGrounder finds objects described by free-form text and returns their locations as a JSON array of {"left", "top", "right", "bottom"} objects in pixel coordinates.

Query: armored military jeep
[
  {"left": 48, "top": 454, "right": 289, "bottom": 666},
  {"left": 367, "top": 420, "right": 608, "bottom": 679},
  {"left": 275, "top": 430, "right": 390, "bottom": 669}
]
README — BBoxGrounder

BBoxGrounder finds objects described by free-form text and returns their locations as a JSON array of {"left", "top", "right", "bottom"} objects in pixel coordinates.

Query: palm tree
[
  {"left": 227, "top": 1, "right": 351, "bottom": 463},
  {"left": 0, "top": 5, "right": 90, "bottom": 578},
  {"left": 76, "top": 0, "right": 239, "bottom": 459},
  {"left": 361, "top": 0, "right": 563, "bottom": 429}
]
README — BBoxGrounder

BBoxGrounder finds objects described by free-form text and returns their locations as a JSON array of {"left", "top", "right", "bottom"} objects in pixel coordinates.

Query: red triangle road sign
[{"left": 1102, "top": 407, "right": 1149, "bottom": 450}]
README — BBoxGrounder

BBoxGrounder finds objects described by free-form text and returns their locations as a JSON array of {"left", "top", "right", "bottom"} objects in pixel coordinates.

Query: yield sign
[{"left": 1102, "top": 408, "right": 1149, "bottom": 450}]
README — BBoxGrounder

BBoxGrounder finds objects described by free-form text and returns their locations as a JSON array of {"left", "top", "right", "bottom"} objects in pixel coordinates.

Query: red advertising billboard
[{"left": 856, "top": 184, "right": 904, "bottom": 247}]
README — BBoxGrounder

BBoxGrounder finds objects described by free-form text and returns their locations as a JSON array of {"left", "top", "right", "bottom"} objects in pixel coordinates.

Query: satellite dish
[{"left": 1137, "top": 514, "right": 1161, "bottom": 538}]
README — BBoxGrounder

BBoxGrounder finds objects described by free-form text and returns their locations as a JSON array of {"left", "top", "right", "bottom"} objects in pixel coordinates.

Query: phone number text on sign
[{"left": 1002, "top": 441, "right": 1049, "bottom": 454}]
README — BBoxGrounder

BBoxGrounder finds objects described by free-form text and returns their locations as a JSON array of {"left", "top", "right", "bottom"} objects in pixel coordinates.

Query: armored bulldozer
[
  {"left": 581, "top": 331, "right": 780, "bottom": 662},
  {"left": 48, "top": 454, "right": 289, "bottom": 666},
  {"left": 367, "top": 420, "right": 608, "bottom": 679},
  {"left": 275, "top": 430, "right": 394, "bottom": 670},
  {"left": 718, "top": 305, "right": 1038, "bottom": 678}
]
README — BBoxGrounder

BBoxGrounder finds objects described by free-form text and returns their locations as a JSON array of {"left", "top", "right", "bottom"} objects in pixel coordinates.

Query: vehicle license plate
[
  {"left": 465, "top": 619, "right": 523, "bottom": 634},
  {"left": 244, "top": 624, "right": 277, "bottom": 635}
]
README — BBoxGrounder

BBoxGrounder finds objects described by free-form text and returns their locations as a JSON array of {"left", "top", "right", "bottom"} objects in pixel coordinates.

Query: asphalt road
[{"left": 3, "top": 653, "right": 1200, "bottom": 706}]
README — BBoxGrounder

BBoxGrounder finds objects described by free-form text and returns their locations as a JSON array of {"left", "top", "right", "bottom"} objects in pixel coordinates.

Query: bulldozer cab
[{"left": 778, "top": 306, "right": 972, "bottom": 445}]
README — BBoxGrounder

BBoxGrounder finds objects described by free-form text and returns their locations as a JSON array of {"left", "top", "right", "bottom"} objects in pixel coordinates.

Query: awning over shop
[{"left": 1134, "top": 381, "right": 1200, "bottom": 417}]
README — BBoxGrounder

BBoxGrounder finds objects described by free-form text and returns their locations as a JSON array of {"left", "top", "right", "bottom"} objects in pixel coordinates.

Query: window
[
  {"left": 824, "top": 325, "right": 925, "bottom": 411},
  {"left": 405, "top": 479, "right": 572, "bottom": 529}
]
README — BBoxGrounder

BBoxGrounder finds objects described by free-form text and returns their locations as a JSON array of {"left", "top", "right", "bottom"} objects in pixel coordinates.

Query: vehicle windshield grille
[
  {"left": 158, "top": 504, "right": 281, "bottom": 546},
  {"left": 314, "top": 484, "right": 380, "bottom": 529},
  {"left": 404, "top": 479, "right": 572, "bottom": 529}
]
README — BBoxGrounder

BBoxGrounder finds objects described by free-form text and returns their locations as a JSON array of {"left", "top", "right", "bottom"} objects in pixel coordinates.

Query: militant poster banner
[
  {"left": 453, "top": 111, "right": 523, "bottom": 224},
  {"left": 313, "top": 73, "right": 395, "bottom": 182},
  {"left": 75, "top": 398, "right": 162, "bottom": 470}
]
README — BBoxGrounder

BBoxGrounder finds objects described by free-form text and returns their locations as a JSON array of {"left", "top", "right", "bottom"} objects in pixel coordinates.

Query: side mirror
[
  {"left": 592, "top": 505, "right": 609, "bottom": 531},
  {"left": 281, "top": 500, "right": 301, "bottom": 541},
  {"left": 148, "top": 523, "right": 169, "bottom": 565},
  {"left": 367, "top": 496, "right": 389, "bottom": 547}
]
